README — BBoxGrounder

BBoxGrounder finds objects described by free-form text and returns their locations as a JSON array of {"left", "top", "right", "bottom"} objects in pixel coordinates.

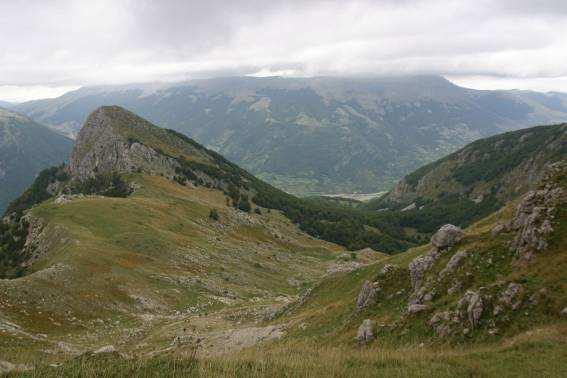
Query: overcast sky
[{"left": 1, "top": 0, "right": 567, "bottom": 102}]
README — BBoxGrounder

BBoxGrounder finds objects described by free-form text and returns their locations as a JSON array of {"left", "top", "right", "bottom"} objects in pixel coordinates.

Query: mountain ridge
[
  {"left": 13, "top": 76, "right": 567, "bottom": 195},
  {"left": 0, "top": 108, "right": 73, "bottom": 214}
]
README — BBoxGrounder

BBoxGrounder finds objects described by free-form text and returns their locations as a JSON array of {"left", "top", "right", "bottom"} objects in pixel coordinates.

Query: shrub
[{"left": 209, "top": 208, "right": 220, "bottom": 221}]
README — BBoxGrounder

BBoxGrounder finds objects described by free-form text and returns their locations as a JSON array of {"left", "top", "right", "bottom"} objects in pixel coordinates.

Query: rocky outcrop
[
  {"left": 408, "top": 249, "right": 441, "bottom": 291},
  {"left": 431, "top": 224, "right": 464, "bottom": 250},
  {"left": 356, "top": 319, "right": 375, "bottom": 344},
  {"left": 458, "top": 290, "right": 483, "bottom": 329},
  {"left": 439, "top": 250, "right": 468, "bottom": 277},
  {"left": 20, "top": 214, "right": 69, "bottom": 267},
  {"left": 499, "top": 283, "right": 523, "bottom": 310},
  {"left": 356, "top": 281, "right": 380, "bottom": 311},
  {"left": 70, "top": 106, "right": 179, "bottom": 181},
  {"left": 509, "top": 161, "right": 566, "bottom": 262}
]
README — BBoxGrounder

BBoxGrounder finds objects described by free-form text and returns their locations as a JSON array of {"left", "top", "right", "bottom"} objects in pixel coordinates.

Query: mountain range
[
  {"left": 13, "top": 76, "right": 567, "bottom": 195},
  {"left": 0, "top": 106, "right": 565, "bottom": 375},
  {"left": 0, "top": 108, "right": 73, "bottom": 214}
]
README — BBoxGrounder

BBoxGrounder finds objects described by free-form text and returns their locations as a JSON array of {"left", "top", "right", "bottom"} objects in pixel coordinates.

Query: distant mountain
[
  {"left": 0, "top": 108, "right": 73, "bottom": 214},
  {"left": 13, "top": 76, "right": 567, "bottom": 195},
  {"left": 368, "top": 123, "right": 567, "bottom": 232},
  {"left": 0, "top": 100, "right": 15, "bottom": 108}
]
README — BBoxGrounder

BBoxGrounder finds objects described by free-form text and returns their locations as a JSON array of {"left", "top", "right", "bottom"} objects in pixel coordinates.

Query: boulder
[
  {"left": 431, "top": 224, "right": 464, "bottom": 250},
  {"left": 561, "top": 308, "right": 567, "bottom": 317},
  {"left": 356, "top": 319, "right": 375, "bottom": 344}
]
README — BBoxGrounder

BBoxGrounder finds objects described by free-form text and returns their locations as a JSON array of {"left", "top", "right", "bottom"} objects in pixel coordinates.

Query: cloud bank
[{"left": 1, "top": 0, "right": 567, "bottom": 101}]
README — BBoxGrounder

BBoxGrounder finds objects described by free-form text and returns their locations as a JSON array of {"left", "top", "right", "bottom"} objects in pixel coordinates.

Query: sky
[{"left": 1, "top": 0, "right": 567, "bottom": 102}]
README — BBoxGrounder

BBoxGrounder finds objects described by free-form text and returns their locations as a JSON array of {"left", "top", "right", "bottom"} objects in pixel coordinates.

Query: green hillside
[{"left": 0, "top": 109, "right": 73, "bottom": 214}]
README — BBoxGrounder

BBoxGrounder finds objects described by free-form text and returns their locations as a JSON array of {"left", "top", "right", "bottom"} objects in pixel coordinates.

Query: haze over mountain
[
  {"left": 13, "top": 76, "right": 567, "bottom": 195},
  {"left": 0, "top": 108, "right": 73, "bottom": 214}
]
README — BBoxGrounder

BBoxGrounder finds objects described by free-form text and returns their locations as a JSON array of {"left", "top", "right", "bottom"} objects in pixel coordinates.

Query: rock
[
  {"left": 439, "top": 250, "right": 468, "bottom": 277},
  {"left": 93, "top": 345, "right": 116, "bottom": 354},
  {"left": 356, "top": 319, "right": 375, "bottom": 344},
  {"left": 430, "top": 224, "right": 464, "bottom": 250},
  {"left": 379, "top": 264, "right": 397, "bottom": 276},
  {"left": 509, "top": 162, "right": 566, "bottom": 262},
  {"left": 356, "top": 281, "right": 380, "bottom": 311},
  {"left": 70, "top": 106, "right": 180, "bottom": 181},
  {"left": 401, "top": 202, "right": 416, "bottom": 212},
  {"left": 408, "top": 304, "right": 427, "bottom": 314},
  {"left": 488, "top": 328, "right": 499, "bottom": 336},
  {"left": 491, "top": 223, "right": 507, "bottom": 236},
  {"left": 458, "top": 290, "right": 483, "bottom": 328},
  {"left": 428, "top": 311, "right": 454, "bottom": 337},
  {"left": 499, "top": 283, "right": 523, "bottom": 310},
  {"left": 561, "top": 308, "right": 567, "bottom": 317},
  {"left": 493, "top": 305, "right": 503, "bottom": 316},
  {"left": 409, "top": 286, "right": 436, "bottom": 306},
  {"left": 409, "top": 249, "right": 441, "bottom": 291},
  {"left": 447, "top": 281, "right": 463, "bottom": 295}
]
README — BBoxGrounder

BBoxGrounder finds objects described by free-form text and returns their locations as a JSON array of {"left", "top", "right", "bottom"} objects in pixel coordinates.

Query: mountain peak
[{"left": 70, "top": 106, "right": 209, "bottom": 181}]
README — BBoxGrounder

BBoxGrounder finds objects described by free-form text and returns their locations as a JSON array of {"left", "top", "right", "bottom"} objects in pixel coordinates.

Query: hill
[
  {"left": 0, "top": 107, "right": 565, "bottom": 376},
  {"left": 13, "top": 76, "right": 567, "bottom": 195},
  {"left": 0, "top": 106, "right": 345, "bottom": 367},
  {"left": 0, "top": 108, "right": 73, "bottom": 214},
  {"left": 367, "top": 123, "right": 567, "bottom": 233},
  {"left": 253, "top": 161, "right": 567, "bottom": 375}
]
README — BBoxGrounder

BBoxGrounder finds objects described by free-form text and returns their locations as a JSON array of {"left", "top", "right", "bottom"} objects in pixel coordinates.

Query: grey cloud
[{"left": 0, "top": 0, "right": 566, "bottom": 96}]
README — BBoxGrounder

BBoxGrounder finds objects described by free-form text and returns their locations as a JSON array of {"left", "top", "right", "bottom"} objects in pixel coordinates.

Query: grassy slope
[{"left": 0, "top": 174, "right": 341, "bottom": 363}]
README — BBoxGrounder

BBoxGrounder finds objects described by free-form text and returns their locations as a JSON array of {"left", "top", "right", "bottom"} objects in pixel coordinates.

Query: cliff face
[{"left": 69, "top": 106, "right": 178, "bottom": 181}]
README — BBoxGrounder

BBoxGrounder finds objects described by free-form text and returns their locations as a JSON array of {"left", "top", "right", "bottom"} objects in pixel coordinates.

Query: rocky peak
[{"left": 69, "top": 106, "right": 178, "bottom": 181}]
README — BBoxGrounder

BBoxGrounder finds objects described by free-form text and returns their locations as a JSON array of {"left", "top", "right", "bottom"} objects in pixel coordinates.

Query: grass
[{"left": 9, "top": 324, "right": 567, "bottom": 377}]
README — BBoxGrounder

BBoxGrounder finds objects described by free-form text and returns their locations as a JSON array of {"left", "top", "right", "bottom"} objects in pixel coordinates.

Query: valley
[
  {"left": 12, "top": 76, "right": 567, "bottom": 195},
  {"left": 0, "top": 106, "right": 565, "bottom": 376}
]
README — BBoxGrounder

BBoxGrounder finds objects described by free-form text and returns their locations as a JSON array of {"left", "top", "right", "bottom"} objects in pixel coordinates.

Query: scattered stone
[
  {"left": 561, "top": 308, "right": 567, "bottom": 317},
  {"left": 431, "top": 224, "right": 464, "bottom": 250},
  {"left": 356, "top": 319, "right": 375, "bottom": 345}
]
